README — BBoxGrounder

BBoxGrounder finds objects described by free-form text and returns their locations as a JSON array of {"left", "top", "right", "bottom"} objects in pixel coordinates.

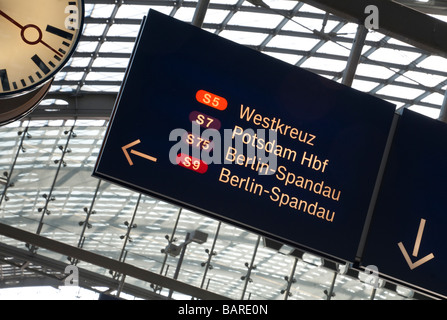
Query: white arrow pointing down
[{"left": 397, "top": 219, "right": 434, "bottom": 270}]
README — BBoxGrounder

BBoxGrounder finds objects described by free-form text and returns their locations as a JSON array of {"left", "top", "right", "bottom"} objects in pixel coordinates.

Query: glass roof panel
[
  {"left": 55, "top": 72, "right": 84, "bottom": 82},
  {"left": 115, "top": 5, "right": 157, "bottom": 19},
  {"left": 74, "top": 41, "right": 99, "bottom": 53},
  {"left": 300, "top": 56, "right": 347, "bottom": 73},
  {"left": 332, "top": 22, "right": 359, "bottom": 39},
  {"left": 267, "top": 35, "right": 321, "bottom": 51},
  {"left": 421, "top": 92, "right": 445, "bottom": 105},
  {"left": 317, "top": 41, "right": 352, "bottom": 57},
  {"left": 351, "top": 79, "right": 383, "bottom": 93},
  {"left": 219, "top": 30, "right": 267, "bottom": 45},
  {"left": 83, "top": 23, "right": 107, "bottom": 37},
  {"left": 409, "top": 105, "right": 442, "bottom": 119},
  {"left": 202, "top": 8, "right": 230, "bottom": 24},
  {"left": 263, "top": 51, "right": 300, "bottom": 65},
  {"left": 99, "top": 42, "right": 135, "bottom": 54},
  {"left": 91, "top": 57, "right": 129, "bottom": 68},
  {"left": 229, "top": 11, "right": 284, "bottom": 28},
  {"left": 268, "top": 0, "right": 299, "bottom": 10},
  {"left": 376, "top": 84, "right": 426, "bottom": 100},
  {"left": 106, "top": 24, "right": 141, "bottom": 37},
  {"left": 80, "top": 84, "right": 122, "bottom": 93},
  {"left": 297, "top": 3, "right": 324, "bottom": 14},
  {"left": 417, "top": 55, "right": 447, "bottom": 73},
  {"left": 173, "top": 7, "right": 197, "bottom": 22},
  {"left": 355, "top": 63, "right": 396, "bottom": 80},
  {"left": 282, "top": 17, "right": 322, "bottom": 33},
  {"left": 90, "top": 4, "right": 116, "bottom": 18},
  {"left": 69, "top": 57, "right": 91, "bottom": 68},
  {"left": 85, "top": 72, "right": 125, "bottom": 82},
  {"left": 367, "top": 47, "right": 422, "bottom": 65}
]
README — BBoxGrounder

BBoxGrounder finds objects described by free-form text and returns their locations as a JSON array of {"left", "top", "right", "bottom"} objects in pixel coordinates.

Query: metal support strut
[
  {"left": 192, "top": 0, "right": 211, "bottom": 27},
  {"left": 438, "top": 90, "right": 447, "bottom": 123},
  {"left": 342, "top": 24, "right": 368, "bottom": 87}
]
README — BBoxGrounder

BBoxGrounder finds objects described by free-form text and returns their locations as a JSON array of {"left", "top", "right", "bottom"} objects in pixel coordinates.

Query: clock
[
  {"left": 0, "top": 0, "right": 84, "bottom": 99},
  {"left": 0, "top": 0, "right": 84, "bottom": 125},
  {"left": 0, "top": 0, "right": 84, "bottom": 97}
]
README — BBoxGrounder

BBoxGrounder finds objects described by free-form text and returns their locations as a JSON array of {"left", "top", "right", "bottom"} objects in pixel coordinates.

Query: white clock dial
[{"left": 0, "top": 0, "right": 84, "bottom": 97}]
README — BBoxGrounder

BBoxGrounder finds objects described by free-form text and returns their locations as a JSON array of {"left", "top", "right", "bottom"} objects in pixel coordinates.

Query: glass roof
[
  {"left": 45, "top": 0, "right": 447, "bottom": 119},
  {"left": 1, "top": 0, "right": 446, "bottom": 300},
  {"left": 0, "top": 115, "right": 428, "bottom": 300}
]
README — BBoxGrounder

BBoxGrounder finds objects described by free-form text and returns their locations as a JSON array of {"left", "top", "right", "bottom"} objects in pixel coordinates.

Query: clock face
[{"left": 0, "top": 0, "right": 84, "bottom": 97}]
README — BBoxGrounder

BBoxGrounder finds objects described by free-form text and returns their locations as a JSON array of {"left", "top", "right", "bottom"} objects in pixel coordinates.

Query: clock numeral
[
  {"left": 0, "top": 69, "right": 11, "bottom": 92},
  {"left": 46, "top": 25, "right": 74, "bottom": 41},
  {"left": 31, "top": 54, "right": 51, "bottom": 75}
]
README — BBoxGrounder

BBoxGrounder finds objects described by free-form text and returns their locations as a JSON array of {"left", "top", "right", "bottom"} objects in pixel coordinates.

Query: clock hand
[
  {"left": 0, "top": 10, "right": 63, "bottom": 57},
  {"left": 25, "top": 26, "right": 64, "bottom": 58},
  {"left": 0, "top": 9, "right": 23, "bottom": 28}
]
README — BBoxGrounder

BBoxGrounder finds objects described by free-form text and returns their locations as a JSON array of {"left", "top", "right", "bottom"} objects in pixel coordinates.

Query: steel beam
[
  {"left": 0, "top": 222, "right": 229, "bottom": 300},
  {"left": 0, "top": 242, "right": 167, "bottom": 299},
  {"left": 192, "top": 0, "right": 210, "bottom": 27},
  {"left": 342, "top": 25, "right": 368, "bottom": 87},
  {"left": 299, "top": 0, "right": 447, "bottom": 58},
  {"left": 27, "top": 93, "right": 117, "bottom": 120}
]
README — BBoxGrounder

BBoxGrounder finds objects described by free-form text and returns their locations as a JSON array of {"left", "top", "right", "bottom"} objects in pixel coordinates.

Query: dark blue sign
[
  {"left": 362, "top": 109, "right": 447, "bottom": 298},
  {"left": 93, "top": 10, "right": 395, "bottom": 263}
]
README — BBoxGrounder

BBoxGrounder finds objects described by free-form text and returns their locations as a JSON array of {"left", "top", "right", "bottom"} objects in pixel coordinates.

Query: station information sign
[
  {"left": 93, "top": 10, "right": 396, "bottom": 263},
  {"left": 362, "top": 109, "right": 447, "bottom": 298}
]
